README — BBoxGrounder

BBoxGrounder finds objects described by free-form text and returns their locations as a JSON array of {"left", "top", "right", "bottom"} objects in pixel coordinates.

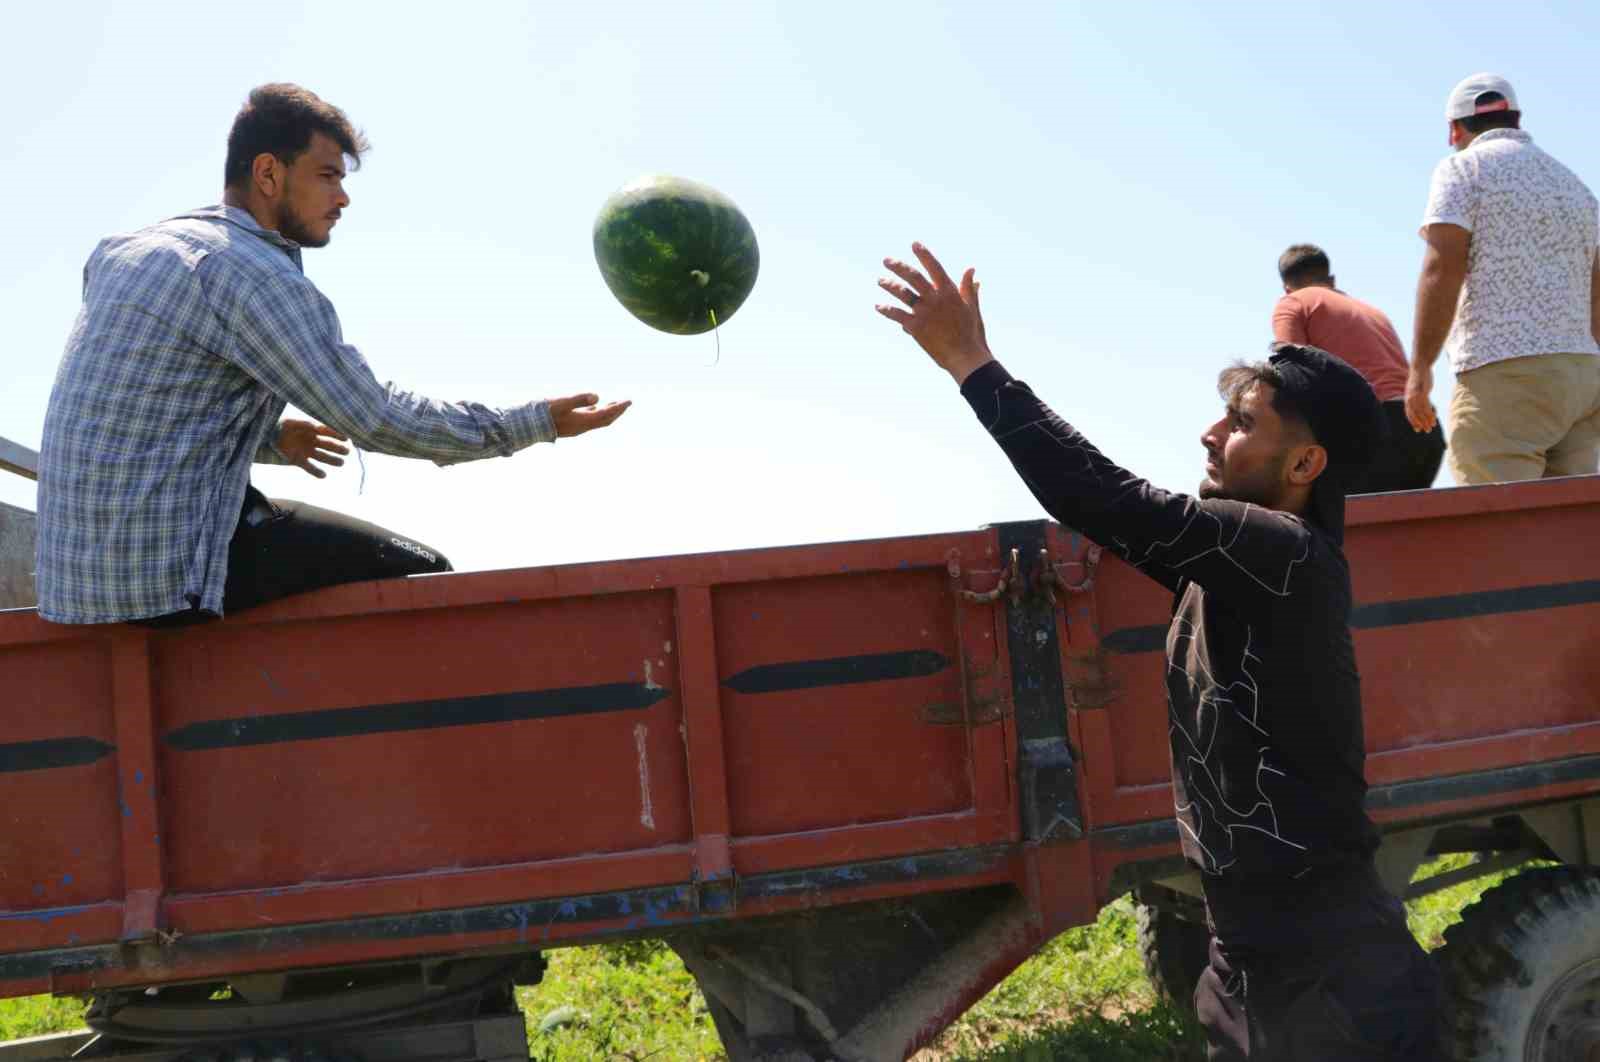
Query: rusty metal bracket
[
  {"left": 918, "top": 696, "right": 1010, "bottom": 726},
  {"left": 1038, "top": 544, "right": 1102, "bottom": 603},
  {"left": 948, "top": 547, "right": 1019, "bottom": 604},
  {"left": 943, "top": 548, "right": 1014, "bottom": 730},
  {"left": 691, "top": 834, "right": 737, "bottom": 915}
]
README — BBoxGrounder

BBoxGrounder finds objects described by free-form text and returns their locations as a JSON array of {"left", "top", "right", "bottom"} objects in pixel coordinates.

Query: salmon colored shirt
[{"left": 1271, "top": 286, "right": 1409, "bottom": 402}]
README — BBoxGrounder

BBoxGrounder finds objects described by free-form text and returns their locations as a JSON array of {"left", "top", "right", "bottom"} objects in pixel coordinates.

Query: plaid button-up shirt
[{"left": 37, "top": 205, "right": 554, "bottom": 623}]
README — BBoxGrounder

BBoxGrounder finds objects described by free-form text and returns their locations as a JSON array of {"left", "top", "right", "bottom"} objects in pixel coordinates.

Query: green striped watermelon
[{"left": 592, "top": 176, "right": 759, "bottom": 335}]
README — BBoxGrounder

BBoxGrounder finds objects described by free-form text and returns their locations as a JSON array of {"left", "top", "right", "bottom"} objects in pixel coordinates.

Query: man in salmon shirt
[{"left": 1273, "top": 244, "right": 1445, "bottom": 492}]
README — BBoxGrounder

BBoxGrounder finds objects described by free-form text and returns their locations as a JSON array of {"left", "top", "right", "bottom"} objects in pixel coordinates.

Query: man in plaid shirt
[{"left": 37, "top": 84, "right": 629, "bottom": 625}]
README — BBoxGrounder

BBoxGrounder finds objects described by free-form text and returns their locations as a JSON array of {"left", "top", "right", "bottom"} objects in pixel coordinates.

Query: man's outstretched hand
[
  {"left": 278, "top": 419, "right": 349, "bottom": 478},
  {"left": 551, "top": 394, "right": 632, "bottom": 439},
  {"left": 875, "top": 242, "right": 994, "bottom": 385}
]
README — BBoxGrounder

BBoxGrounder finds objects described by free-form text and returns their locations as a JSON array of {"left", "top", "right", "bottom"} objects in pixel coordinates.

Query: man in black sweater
[{"left": 877, "top": 244, "right": 1438, "bottom": 1060}]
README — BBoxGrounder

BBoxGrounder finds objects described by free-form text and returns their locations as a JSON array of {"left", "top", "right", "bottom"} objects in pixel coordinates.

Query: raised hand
[
  {"left": 550, "top": 394, "right": 632, "bottom": 439},
  {"left": 875, "top": 242, "right": 994, "bottom": 384},
  {"left": 277, "top": 419, "right": 349, "bottom": 478}
]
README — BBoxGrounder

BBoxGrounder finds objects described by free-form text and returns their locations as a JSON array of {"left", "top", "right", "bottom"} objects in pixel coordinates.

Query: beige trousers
[{"left": 1447, "top": 352, "right": 1600, "bottom": 485}]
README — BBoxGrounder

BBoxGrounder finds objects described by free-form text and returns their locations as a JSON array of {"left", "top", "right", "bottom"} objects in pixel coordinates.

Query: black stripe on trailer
[{"left": 1101, "top": 577, "right": 1600, "bottom": 656}]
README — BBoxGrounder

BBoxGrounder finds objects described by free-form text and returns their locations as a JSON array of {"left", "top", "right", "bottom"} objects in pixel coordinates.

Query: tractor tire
[
  {"left": 1436, "top": 865, "right": 1600, "bottom": 1060},
  {"left": 1136, "top": 900, "right": 1210, "bottom": 1014}
]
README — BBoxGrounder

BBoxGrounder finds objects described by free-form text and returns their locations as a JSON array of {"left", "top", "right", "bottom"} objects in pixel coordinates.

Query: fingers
[
  {"left": 874, "top": 304, "right": 914, "bottom": 329},
  {"left": 295, "top": 458, "right": 327, "bottom": 479},
  {"left": 592, "top": 400, "right": 631, "bottom": 426},
  {"left": 558, "top": 400, "right": 632, "bottom": 437},
  {"left": 911, "top": 242, "right": 955, "bottom": 290},
  {"left": 882, "top": 257, "right": 933, "bottom": 296},
  {"left": 549, "top": 393, "right": 602, "bottom": 415},
  {"left": 876, "top": 277, "right": 920, "bottom": 308},
  {"left": 959, "top": 267, "right": 976, "bottom": 302},
  {"left": 1404, "top": 397, "right": 1433, "bottom": 434}
]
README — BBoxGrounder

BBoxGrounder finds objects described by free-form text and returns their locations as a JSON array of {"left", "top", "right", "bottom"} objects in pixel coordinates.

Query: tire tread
[{"left": 1436, "top": 865, "right": 1600, "bottom": 1060}]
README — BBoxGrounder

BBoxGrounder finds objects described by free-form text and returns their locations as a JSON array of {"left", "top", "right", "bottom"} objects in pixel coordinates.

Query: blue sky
[{"left": 2, "top": 1, "right": 1595, "bottom": 572}]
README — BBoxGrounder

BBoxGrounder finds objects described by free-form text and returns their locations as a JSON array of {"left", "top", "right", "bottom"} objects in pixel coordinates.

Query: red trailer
[{"left": 3, "top": 476, "right": 1600, "bottom": 1061}]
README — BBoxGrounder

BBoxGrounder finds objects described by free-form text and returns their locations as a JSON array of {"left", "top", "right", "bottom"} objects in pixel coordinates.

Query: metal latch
[
  {"left": 1037, "top": 545, "right": 1102, "bottom": 603},
  {"left": 947, "top": 547, "right": 1019, "bottom": 604}
]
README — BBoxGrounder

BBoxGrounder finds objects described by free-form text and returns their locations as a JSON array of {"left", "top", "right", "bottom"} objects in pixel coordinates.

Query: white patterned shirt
[
  {"left": 1421, "top": 129, "right": 1600, "bottom": 373},
  {"left": 37, "top": 206, "right": 555, "bottom": 624}
]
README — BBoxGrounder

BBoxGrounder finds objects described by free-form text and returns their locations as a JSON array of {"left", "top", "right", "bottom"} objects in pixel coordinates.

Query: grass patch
[
  {"left": 0, "top": 994, "right": 87, "bottom": 1042},
  {"left": 0, "top": 855, "right": 1528, "bottom": 1060},
  {"left": 915, "top": 895, "right": 1199, "bottom": 1060},
  {"left": 940, "top": 1006, "right": 1201, "bottom": 1062},
  {"left": 1406, "top": 851, "right": 1538, "bottom": 951},
  {"left": 520, "top": 939, "right": 721, "bottom": 1061}
]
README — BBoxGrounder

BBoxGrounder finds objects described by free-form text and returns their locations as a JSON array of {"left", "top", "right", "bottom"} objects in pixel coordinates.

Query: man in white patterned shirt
[
  {"left": 37, "top": 84, "right": 630, "bottom": 625},
  {"left": 1405, "top": 73, "right": 1600, "bottom": 485}
]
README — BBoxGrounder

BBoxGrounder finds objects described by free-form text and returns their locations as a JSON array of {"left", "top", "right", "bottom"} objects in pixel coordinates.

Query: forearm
[
  {"left": 1411, "top": 253, "right": 1466, "bottom": 371},
  {"left": 342, "top": 384, "right": 555, "bottom": 466},
  {"left": 958, "top": 362, "right": 1313, "bottom": 607},
  {"left": 233, "top": 280, "right": 555, "bottom": 466},
  {"left": 960, "top": 361, "right": 1146, "bottom": 537}
]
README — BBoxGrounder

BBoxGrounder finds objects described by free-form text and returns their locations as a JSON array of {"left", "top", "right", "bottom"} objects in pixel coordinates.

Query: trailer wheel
[
  {"left": 1135, "top": 900, "right": 1209, "bottom": 1013},
  {"left": 1436, "top": 865, "right": 1600, "bottom": 1061}
]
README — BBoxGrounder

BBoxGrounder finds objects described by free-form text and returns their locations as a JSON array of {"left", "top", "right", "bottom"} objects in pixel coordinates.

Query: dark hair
[
  {"left": 1278, "top": 243, "right": 1331, "bottom": 287},
  {"left": 224, "top": 83, "right": 369, "bottom": 189},
  {"left": 1458, "top": 92, "right": 1522, "bottom": 134},
  {"left": 1217, "top": 360, "right": 1311, "bottom": 435}
]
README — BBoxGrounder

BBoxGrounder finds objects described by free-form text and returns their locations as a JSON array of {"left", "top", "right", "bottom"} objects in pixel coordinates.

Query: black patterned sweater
[{"left": 960, "top": 361, "right": 1382, "bottom": 949}]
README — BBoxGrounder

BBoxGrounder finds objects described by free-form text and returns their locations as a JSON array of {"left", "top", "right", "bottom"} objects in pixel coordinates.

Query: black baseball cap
[{"left": 1265, "top": 341, "right": 1385, "bottom": 542}]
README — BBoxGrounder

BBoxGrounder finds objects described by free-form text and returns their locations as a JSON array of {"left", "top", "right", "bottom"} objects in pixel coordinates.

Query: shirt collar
[
  {"left": 170, "top": 204, "right": 304, "bottom": 267},
  {"left": 1471, "top": 128, "right": 1532, "bottom": 148}
]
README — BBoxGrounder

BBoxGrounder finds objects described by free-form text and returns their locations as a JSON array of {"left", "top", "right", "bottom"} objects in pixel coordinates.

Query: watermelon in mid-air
[{"left": 593, "top": 175, "right": 759, "bottom": 335}]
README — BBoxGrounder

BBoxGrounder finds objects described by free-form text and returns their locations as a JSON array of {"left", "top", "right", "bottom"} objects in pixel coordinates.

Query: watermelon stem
[{"left": 709, "top": 307, "right": 720, "bottom": 366}]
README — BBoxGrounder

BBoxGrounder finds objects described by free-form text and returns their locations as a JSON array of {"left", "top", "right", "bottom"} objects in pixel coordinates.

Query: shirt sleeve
[
  {"left": 253, "top": 423, "right": 290, "bottom": 465},
  {"left": 961, "top": 361, "right": 1313, "bottom": 612},
  {"left": 1271, "top": 295, "right": 1309, "bottom": 344},
  {"left": 1421, "top": 155, "right": 1476, "bottom": 234},
  {"left": 225, "top": 271, "right": 555, "bottom": 466}
]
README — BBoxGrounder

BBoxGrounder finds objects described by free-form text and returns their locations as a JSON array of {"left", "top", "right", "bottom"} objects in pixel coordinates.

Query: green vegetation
[
  {"left": 917, "top": 895, "right": 1198, "bottom": 1060},
  {"left": 0, "top": 855, "right": 1538, "bottom": 1060},
  {"left": 0, "top": 994, "right": 87, "bottom": 1043},
  {"left": 521, "top": 940, "right": 720, "bottom": 1061},
  {"left": 1406, "top": 851, "right": 1536, "bottom": 950}
]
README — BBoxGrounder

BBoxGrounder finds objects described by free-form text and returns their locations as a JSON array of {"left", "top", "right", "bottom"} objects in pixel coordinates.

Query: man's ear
[
  {"left": 1288, "top": 442, "right": 1329, "bottom": 486},
  {"left": 251, "top": 152, "right": 283, "bottom": 199}
]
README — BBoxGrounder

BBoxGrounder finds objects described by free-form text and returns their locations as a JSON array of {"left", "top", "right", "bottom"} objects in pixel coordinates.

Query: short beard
[
  {"left": 274, "top": 200, "right": 329, "bottom": 248},
  {"left": 1198, "top": 453, "right": 1287, "bottom": 507}
]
